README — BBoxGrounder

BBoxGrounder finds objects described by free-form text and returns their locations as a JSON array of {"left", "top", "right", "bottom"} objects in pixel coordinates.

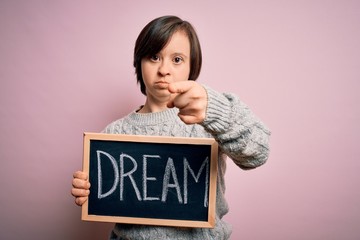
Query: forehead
[{"left": 161, "top": 30, "right": 190, "bottom": 55}]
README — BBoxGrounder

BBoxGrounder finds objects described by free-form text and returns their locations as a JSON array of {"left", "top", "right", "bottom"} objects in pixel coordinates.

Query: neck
[{"left": 138, "top": 99, "right": 169, "bottom": 113}]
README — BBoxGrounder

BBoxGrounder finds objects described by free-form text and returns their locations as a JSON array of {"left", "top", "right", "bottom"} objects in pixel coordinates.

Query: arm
[
  {"left": 201, "top": 85, "right": 271, "bottom": 169},
  {"left": 168, "top": 81, "right": 271, "bottom": 169}
]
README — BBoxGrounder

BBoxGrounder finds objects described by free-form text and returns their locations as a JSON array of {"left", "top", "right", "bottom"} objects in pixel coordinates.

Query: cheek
[
  {"left": 141, "top": 67, "right": 147, "bottom": 80},
  {"left": 141, "top": 62, "right": 153, "bottom": 81},
  {"left": 182, "top": 63, "right": 191, "bottom": 80},
  {"left": 173, "top": 69, "right": 189, "bottom": 82}
]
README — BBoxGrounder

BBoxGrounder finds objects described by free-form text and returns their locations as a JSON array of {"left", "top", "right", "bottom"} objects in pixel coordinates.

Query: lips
[{"left": 154, "top": 81, "right": 170, "bottom": 89}]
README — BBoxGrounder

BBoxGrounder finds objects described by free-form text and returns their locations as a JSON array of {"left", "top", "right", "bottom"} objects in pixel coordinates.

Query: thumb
[
  {"left": 166, "top": 93, "right": 177, "bottom": 108},
  {"left": 167, "top": 81, "right": 194, "bottom": 108}
]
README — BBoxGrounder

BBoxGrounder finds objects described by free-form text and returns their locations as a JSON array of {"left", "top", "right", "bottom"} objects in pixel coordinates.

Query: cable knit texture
[{"left": 103, "top": 85, "right": 270, "bottom": 240}]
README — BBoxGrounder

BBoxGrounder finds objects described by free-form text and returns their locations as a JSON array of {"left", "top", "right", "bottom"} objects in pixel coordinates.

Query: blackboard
[{"left": 81, "top": 132, "right": 218, "bottom": 228}]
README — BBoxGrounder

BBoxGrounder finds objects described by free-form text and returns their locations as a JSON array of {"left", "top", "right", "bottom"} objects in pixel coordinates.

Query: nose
[{"left": 158, "top": 60, "right": 171, "bottom": 76}]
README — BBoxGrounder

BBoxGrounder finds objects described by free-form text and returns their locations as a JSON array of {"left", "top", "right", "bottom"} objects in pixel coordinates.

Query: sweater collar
[{"left": 127, "top": 107, "right": 179, "bottom": 126}]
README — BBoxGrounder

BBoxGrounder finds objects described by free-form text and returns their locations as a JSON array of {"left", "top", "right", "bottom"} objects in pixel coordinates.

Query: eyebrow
[{"left": 171, "top": 52, "right": 189, "bottom": 58}]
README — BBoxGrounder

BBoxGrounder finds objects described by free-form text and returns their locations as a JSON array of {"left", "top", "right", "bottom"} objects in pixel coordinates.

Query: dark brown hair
[{"left": 133, "top": 15, "right": 202, "bottom": 95}]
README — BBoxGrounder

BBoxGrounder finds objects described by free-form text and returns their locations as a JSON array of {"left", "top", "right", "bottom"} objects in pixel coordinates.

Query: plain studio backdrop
[{"left": 1, "top": 1, "right": 359, "bottom": 239}]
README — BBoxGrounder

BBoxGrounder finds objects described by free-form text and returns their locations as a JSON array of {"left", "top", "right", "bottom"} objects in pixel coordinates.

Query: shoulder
[
  {"left": 102, "top": 109, "right": 138, "bottom": 134},
  {"left": 102, "top": 118, "right": 126, "bottom": 134}
]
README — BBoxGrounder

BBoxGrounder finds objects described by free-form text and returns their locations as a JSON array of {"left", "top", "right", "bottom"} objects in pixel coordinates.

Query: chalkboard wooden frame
[{"left": 82, "top": 132, "right": 218, "bottom": 228}]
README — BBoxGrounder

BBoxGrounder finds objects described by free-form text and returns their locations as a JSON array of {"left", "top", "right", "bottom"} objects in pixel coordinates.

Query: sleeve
[{"left": 201, "top": 85, "right": 271, "bottom": 170}]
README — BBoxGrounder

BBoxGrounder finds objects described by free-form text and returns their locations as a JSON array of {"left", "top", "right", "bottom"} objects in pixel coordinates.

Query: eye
[
  {"left": 150, "top": 55, "right": 160, "bottom": 62},
  {"left": 173, "top": 56, "right": 183, "bottom": 64}
]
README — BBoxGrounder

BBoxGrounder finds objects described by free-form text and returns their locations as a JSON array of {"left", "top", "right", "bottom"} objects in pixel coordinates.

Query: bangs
[{"left": 136, "top": 20, "right": 185, "bottom": 59}]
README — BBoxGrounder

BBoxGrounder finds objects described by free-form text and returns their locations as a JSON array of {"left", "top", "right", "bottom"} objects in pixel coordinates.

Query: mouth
[{"left": 154, "top": 81, "right": 170, "bottom": 89}]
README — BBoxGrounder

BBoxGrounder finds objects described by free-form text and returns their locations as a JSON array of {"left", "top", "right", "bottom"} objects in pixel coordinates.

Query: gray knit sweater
[{"left": 102, "top": 85, "right": 270, "bottom": 240}]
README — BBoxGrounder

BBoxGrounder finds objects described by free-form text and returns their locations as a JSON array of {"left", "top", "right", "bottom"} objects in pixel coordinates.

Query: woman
[{"left": 72, "top": 15, "right": 271, "bottom": 240}]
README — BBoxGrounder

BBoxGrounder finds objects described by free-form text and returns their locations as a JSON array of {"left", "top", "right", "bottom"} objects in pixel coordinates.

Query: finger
[
  {"left": 167, "top": 81, "right": 192, "bottom": 108},
  {"left": 72, "top": 178, "right": 91, "bottom": 189},
  {"left": 71, "top": 188, "right": 90, "bottom": 197},
  {"left": 75, "top": 196, "right": 88, "bottom": 206},
  {"left": 178, "top": 109, "right": 205, "bottom": 124},
  {"left": 168, "top": 86, "right": 194, "bottom": 109},
  {"left": 178, "top": 114, "right": 197, "bottom": 124},
  {"left": 166, "top": 93, "right": 178, "bottom": 108},
  {"left": 168, "top": 81, "right": 195, "bottom": 94},
  {"left": 73, "top": 171, "right": 88, "bottom": 181}
]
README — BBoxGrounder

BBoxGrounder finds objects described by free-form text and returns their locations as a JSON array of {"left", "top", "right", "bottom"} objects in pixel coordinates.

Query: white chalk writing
[{"left": 96, "top": 150, "right": 210, "bottom": 207}]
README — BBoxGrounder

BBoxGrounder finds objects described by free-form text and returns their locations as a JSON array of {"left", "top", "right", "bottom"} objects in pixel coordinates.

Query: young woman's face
[{"left": 141, "top": 30, "right": 191, "bottom": 103}]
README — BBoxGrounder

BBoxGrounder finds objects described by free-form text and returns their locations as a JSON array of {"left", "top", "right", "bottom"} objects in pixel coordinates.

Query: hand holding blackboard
[
  {"left": 71, "top": 171, "right": 90, "bottom": 206},
  {"left": 80, "top": 132, "right": 218, "bottom": 228}
]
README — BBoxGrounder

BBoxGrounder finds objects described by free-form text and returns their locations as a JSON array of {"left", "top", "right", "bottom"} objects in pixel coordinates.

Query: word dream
[{"left": 96, "top": 151, "right": 210, "bottom": 207}]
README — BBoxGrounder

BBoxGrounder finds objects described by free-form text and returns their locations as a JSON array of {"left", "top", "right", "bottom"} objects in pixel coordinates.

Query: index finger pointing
[{"left": 168, "top": 81, "right": 195, "bottom": 94}]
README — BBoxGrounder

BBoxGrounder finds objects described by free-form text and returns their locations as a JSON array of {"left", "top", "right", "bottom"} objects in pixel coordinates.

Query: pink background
[{"left": 1, "top": 1, "right": 359, "bottom": 239}]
